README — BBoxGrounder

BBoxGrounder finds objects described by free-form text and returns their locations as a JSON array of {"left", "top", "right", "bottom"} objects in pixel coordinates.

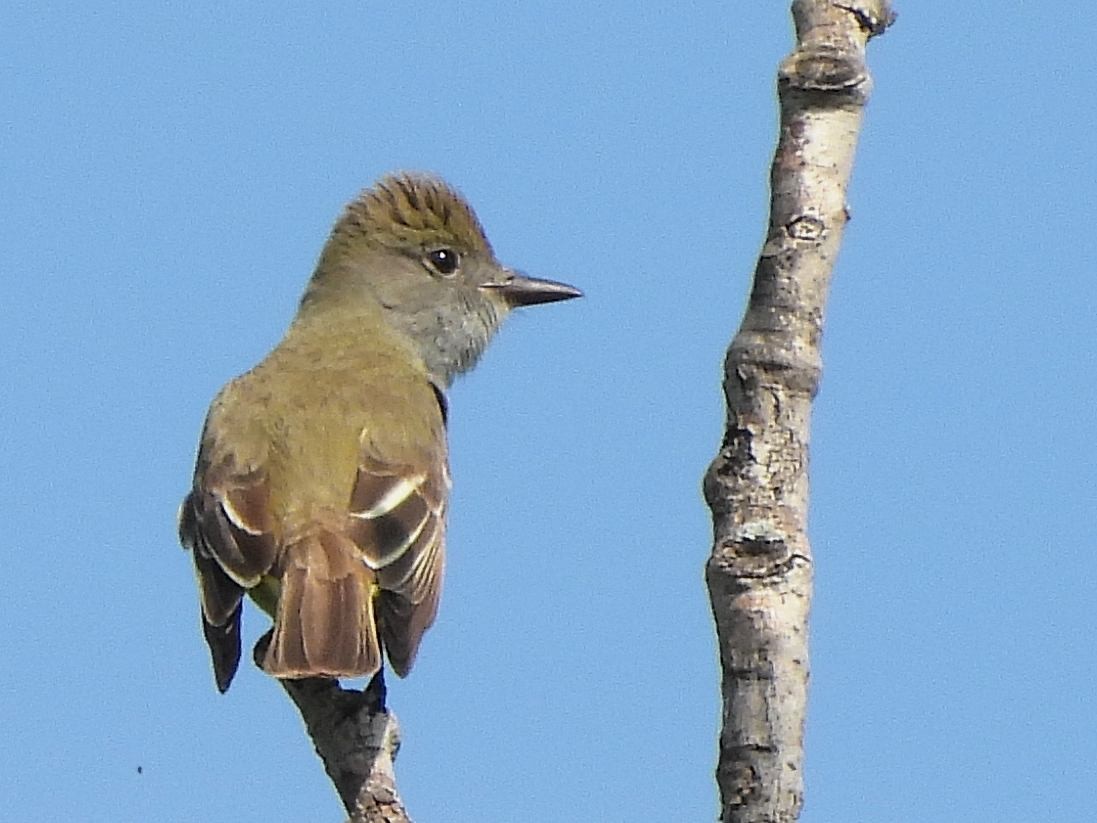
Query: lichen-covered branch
[{"left": 702, "top": 2, "right": 894, "bottom": 821}]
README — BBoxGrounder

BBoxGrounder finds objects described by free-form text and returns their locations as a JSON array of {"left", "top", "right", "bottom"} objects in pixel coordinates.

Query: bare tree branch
[
  {"left": 253, "top": 642, "right": 412, "bottom": 822},
  {"left": 703, "top": 2, "right": 894, "bottom": 821}
]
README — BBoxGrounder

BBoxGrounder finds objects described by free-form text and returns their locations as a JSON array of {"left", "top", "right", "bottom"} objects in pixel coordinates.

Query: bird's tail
[{"left": 262, "top": 529, "right": 381, "bottom": 680}]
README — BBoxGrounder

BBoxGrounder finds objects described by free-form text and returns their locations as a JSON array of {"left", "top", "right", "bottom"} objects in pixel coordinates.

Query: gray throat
[{"left": 388, "top": 292, "right": 504, "bottom": 387}]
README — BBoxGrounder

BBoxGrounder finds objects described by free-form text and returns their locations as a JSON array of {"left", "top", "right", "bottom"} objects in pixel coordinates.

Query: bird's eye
[{"left": 424, "top": 248, "right": 460, "bottom": 277}]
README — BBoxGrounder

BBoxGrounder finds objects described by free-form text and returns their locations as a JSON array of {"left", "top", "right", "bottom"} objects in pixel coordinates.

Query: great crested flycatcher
[{"left": 178, "top": 173, "right": 580, "bottom": 692}]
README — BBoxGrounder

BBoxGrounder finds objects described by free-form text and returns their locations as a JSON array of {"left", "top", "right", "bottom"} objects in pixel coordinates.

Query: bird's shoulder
[{"left": 197, "top": 339, "right": 447, "bottom": 481}]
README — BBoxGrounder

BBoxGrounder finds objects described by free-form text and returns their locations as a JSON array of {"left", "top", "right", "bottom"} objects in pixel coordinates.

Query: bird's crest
[{"left": 334, "top": 173, "right": 493, "bottom": 256}]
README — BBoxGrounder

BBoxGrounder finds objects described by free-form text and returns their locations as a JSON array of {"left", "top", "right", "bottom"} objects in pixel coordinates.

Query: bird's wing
[
  {"left": 179, "top": 391, "right": 278, "bottom": 692},
  {"left": 347, "top": 406, "right": 449, "bottom": 677}
]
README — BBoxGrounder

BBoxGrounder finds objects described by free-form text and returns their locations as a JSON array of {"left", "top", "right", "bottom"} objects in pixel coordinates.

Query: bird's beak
[{"left": 481, "top": 272, "right": 583, "bottom": 307}]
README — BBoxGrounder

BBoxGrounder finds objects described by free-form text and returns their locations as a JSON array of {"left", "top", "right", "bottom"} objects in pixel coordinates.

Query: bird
[{"left": 178, "top": 172, "right": 580, "bottom": 693}]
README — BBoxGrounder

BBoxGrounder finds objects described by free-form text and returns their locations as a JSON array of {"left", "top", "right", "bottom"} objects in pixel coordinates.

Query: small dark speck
[{"left": 137, "top": 766, "right": 143, "bottom": 775}]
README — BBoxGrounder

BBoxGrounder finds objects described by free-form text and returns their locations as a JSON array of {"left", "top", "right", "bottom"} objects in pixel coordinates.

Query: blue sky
[{"left": 3, "top": 4, "right": 1095, "bottom": 822}]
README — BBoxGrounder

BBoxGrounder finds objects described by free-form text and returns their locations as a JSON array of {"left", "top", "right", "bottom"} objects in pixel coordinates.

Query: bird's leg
[{"left": 363, "top": 666, "right": 387, "bottom": 712}]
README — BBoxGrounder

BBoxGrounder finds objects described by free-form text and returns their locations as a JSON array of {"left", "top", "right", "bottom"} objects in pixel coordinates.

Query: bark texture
[
  {"left": 253, "top": 642, "right": 413, "bottom": 822},
  {"left": 702, "top": 2, "right": 894, "bottom": 821}
]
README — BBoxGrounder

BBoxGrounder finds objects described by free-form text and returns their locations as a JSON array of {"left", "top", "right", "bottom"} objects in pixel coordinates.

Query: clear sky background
[{"left": 3, "top": 4, "right": 1094, "bottom": 822}]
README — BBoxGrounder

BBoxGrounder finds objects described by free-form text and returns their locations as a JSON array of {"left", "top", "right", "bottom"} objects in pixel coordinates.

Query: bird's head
[{"left": 302, "top": 173, "right": 580, "bottom": 384}]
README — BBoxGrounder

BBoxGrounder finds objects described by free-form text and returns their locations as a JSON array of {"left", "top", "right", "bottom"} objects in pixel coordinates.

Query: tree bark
[
  {"left": 253, "top": 643, "right": 413, "bottom": 822},
  {"left": 702, "top": 2, "right": 894, "bottom": 821}
]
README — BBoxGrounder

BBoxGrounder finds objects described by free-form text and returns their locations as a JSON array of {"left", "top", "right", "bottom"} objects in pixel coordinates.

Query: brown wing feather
[
  {"left": 347, "top": 431, "right": 449, "bottom": 677},
  {"left": 376, "top": 522, "right": 445, "bottom": 676},
  {"left": 180, "top": 405, "right": 278, "bottom": 692},
  {"left": 179, "top": 494, "right": 244, "bottom": 693}
]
